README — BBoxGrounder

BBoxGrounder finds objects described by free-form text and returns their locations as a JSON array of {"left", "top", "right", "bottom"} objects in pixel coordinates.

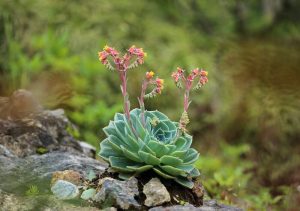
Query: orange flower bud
[
  {"left": 200, "top": 70, "right": 208, "bottom": 77},
  {"left": 146, "top": 71, "right": 155, "bottom": 79}
]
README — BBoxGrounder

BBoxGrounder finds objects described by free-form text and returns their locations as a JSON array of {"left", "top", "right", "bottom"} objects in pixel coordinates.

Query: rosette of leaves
[{"left": 99, "top": 108, "right": 200, "bottom": 188}]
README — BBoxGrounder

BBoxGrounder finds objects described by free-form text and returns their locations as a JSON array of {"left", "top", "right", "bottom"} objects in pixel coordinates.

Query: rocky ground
[{"left": 0, "top": 108, "right": 242, "bottom": 210}]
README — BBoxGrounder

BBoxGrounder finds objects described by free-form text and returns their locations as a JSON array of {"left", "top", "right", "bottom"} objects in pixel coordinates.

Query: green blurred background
[{"left": 0, "top": 0, "right": 299, "bottom": 210}]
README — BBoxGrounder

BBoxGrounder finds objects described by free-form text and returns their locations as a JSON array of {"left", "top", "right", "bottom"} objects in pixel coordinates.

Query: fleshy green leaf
[
  {"left": 108, "top": 135, "right": 123, "bottom": 153},
  {"left": 127, "top": 164, "right": 153, "bottom": 173},
  {"left": 174, "top": 136, "right": 192, "bottom": 151},
  {"left": 140, "top": 142, "right": 156, "bottom": 156},
  {"left": 152, "top": 110, "right": 169, "bottom": 120},
  {"left": 114, "top": 113, "right": 125, "bottom": 121},
  {"left": 118, "top": 172, "right": 134, "bottom": 180},
  {"left": 159, "top": 165, "right": 186, "bottom": 176},
  {"left": 174, "top": 177, "right": 194, "bottom": 189},
  {"left": 170, "top": 150, "right": 187, "bottom": 158},
  {"left": 127, "top": 134, "right": 140, "bottom": 151},
  {"left": 176, "top": 165, "right": 195, "bottom": 173},
  {"left": 183, "top": 148, "right": 199, "bottom": 164},
  {"left": 153, "top": 167, "right": 175, "bottom": 179},
  {"left": 160, "top": 155, "right": 183, "bottom": 166},
  {"left": 138, "top": 151, "right": 160, "bottom": 165},
  {"left": 189, "top": 168, "right": 200, "bottom": 178},
  {"left": 121, "top": 145, "right": 142, "bottom": 162},
  {"left": 109, "top": 156, "right": 136, "bottom": 172},
  {"left": 148, "top": 140, "right": 169, "bottom": 158},
  {"left": 99, "top": 139, "right": 122, "bottom": 160}
]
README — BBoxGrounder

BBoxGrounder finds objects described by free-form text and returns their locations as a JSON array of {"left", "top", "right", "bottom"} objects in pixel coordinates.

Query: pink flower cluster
[
  {"left": 171, "top": 67, "right": 208, "bottom": 88},
  {"left": 171, "top": 67, "right": 184, "bottom": 82},
  {"left": 98, "top": 45, "right": 119, "bottom": 65},
  {"left": 144, "top": 71, "right": 164, "bottom": 95},
  {"left": 188, "top": 68, "right": 208, "bottom": 86},
  {"left": 128, "top": 45, "right": 147, "bottom": 65},
  {"left": 155, "top": 78, "right": 164, "bottom": 94},
  {"left": 98, "top": 45, "right": 147, "bottom": 71},
  {"left": 171, "top": 67, "right": 208, "bottom": 119}
]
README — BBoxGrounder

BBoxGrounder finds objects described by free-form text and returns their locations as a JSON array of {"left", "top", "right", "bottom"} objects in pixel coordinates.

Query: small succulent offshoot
[{"left": 98, "top": 46, "right": 208, "bottom": 189}]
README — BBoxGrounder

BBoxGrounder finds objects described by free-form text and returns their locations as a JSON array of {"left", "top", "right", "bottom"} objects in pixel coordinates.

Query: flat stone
[
  {"left": 0, "top": 189, "right": 101, "bottom": 211},
  {"left": 51, "top": 170, "right": 83, "bottom": 186},
  {"left": 0, "top": 151, "right": 107, "bottom": 194},
  {"left": 51, "top": 180, "right": 79, "bottom": 200},
  {"left": 150, "top": 200, "right": 243, "bottom": 211},
  {"left": 93, "top": 177, "right": 140, "bottom": 210},
  {"left": 0, "top": 109, "right": 84, "bottom": 158},
  {"left": 79, "top": 141, "right": 96, "bottom": 158},
  {"left": 143, "top": 178, "right": 171, "bottom": 207},
  {"left": 150, "top": 204, "right": 199, "bottom": 211}
]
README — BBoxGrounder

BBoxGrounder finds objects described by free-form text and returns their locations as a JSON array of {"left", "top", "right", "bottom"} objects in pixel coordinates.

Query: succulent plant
[
  {"left": 97, "top": 46, "right": 208, "bottom": 189},
  {"left": 99, "top": 108, "right": 200, "bottom": 188}
]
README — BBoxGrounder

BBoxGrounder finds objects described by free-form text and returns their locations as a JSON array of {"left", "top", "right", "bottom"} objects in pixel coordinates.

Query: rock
[
  {"left": 81, "top": 188, "right": 97, "bottom": 200},
  {"left": 199, "top": 199, "right": 243, "bottom": 211},
  {"left": 51, "top": 170, "right": 83, "bottom": 186},
  {"left": 150, "top": 200, "right": 243, "bottom": 211},
  {"left": 150, "top": 204, "right": 199, "bottom": 211},
  {"left": 79, "top": 141, "right": 97, "bottom": 158},
  {"left": 143, "top": 178, "right": 171, "bottom": 206},
  {"left": 93, "top": 177, "right": 140, "bottom": 210},
  {"left": 0, "top": 107, "right": 108, "bottom": 210},
  {"left": 0, "top": 109, "right": 85, "bottom": 158},
  {"left": 0, "top": 151, "right": 107, "bottom": 193},
  {"left": 0, "top": 188, "right": 101, "bottom": 211},
  {"left": 51, "top": 180, "right": 79, "bottom": 200},
  {"left": 100, "top": 207, "right": 117, "bottom": 211}
]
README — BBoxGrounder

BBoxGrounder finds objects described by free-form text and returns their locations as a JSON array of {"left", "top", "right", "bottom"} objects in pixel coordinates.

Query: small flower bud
[
  {"left": 156, "top": 78, "right": 164, "bottom": 86},
  {"left": 200, "top": 70, "right": 208, "bottom": 77},
  {"left": 192, "top": 68, "right": 200, "bottom": 75},
  {"left": 146, "top": 71, "right": 155, "bottom": 79}
]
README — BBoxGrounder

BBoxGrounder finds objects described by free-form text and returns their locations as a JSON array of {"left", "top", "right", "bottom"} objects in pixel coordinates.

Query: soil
[{"left": 95, "top": 169, "right": 203, "bottom": 210}]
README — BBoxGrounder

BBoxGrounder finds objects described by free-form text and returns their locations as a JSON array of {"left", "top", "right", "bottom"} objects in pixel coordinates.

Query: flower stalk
[
  {"left": 171, "top": 67, "right": 208, "bottom": 132},
  {"left": 139, "top": 71, "right": 164, "bottom": 126},
  {"left": 98, "top": 45, "right": 146, "bottom": 137}
]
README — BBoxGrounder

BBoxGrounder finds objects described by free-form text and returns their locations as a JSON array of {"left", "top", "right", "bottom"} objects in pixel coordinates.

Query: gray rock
[
  {"left": 93, "top": 177, "right": 140, "bottom": 210},
  {"left": 0, "top": 188, "right": 101, "bottom": 211},
  {"left": 0, "top": 109, "right": 84, "bottom": 158},
  {"left": 0, "top": 108, "right": 108, "bottom": 193},
  {"left": 0, "top": 150, "right": 107, "bottom": 193},
  {"left": 150, "top": 200, "right": 243, "bottom": 211},
  {"left": 100, "top": 207, "right": 117, "bottom": 211},
  {"left": 81, "top": 188, "right": 97, "bottom": 200},
  {"left": 79, "top": 141, "right": 97, "bottom": 158},
  {"left": 143, "top": 178, "right": 171, "bottom": 206},
  {"left": 51, "top": 180, "right": 79, "bottom": 200},
  {"left": 150, "top": 204, "right": 199, "bottom": 211}
]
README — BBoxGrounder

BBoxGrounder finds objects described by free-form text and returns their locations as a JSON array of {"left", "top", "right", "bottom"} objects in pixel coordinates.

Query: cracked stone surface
[
  {"left": 93, "top": 177, "right": 140, "bottom": 210},
  {"left": 143, "top": 178, "right": 171, "bottom": 207},
  {"left": 150, "top": 200, "right": 243, "bottom": 211}
]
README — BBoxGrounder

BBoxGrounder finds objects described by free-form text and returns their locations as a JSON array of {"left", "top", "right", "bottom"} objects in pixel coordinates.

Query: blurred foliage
[{"left": 0, "top": 0, "right": 300, "bottom": 210}]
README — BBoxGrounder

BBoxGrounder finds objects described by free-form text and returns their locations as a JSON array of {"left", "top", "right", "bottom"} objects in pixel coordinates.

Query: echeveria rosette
[{"left": 99, "top": 108, "right": 200, "bottom": 188}]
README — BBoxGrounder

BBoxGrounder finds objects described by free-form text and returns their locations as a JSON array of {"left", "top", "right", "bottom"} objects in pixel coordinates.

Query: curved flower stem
[
  {"left": 179, "top": 81, "right": 192, "bottom": 133},
  {"left": 184, "top": 89, "right": 190, "bottom": 112},
  {"left": 120, "top": 71, "right": 130, "bottom": 119},
  {"left": 119, "top": 71, "right": 139, "bottom": 138},
  {"left": 139, "top": 80, "right": 148, "bottom": 126}
]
